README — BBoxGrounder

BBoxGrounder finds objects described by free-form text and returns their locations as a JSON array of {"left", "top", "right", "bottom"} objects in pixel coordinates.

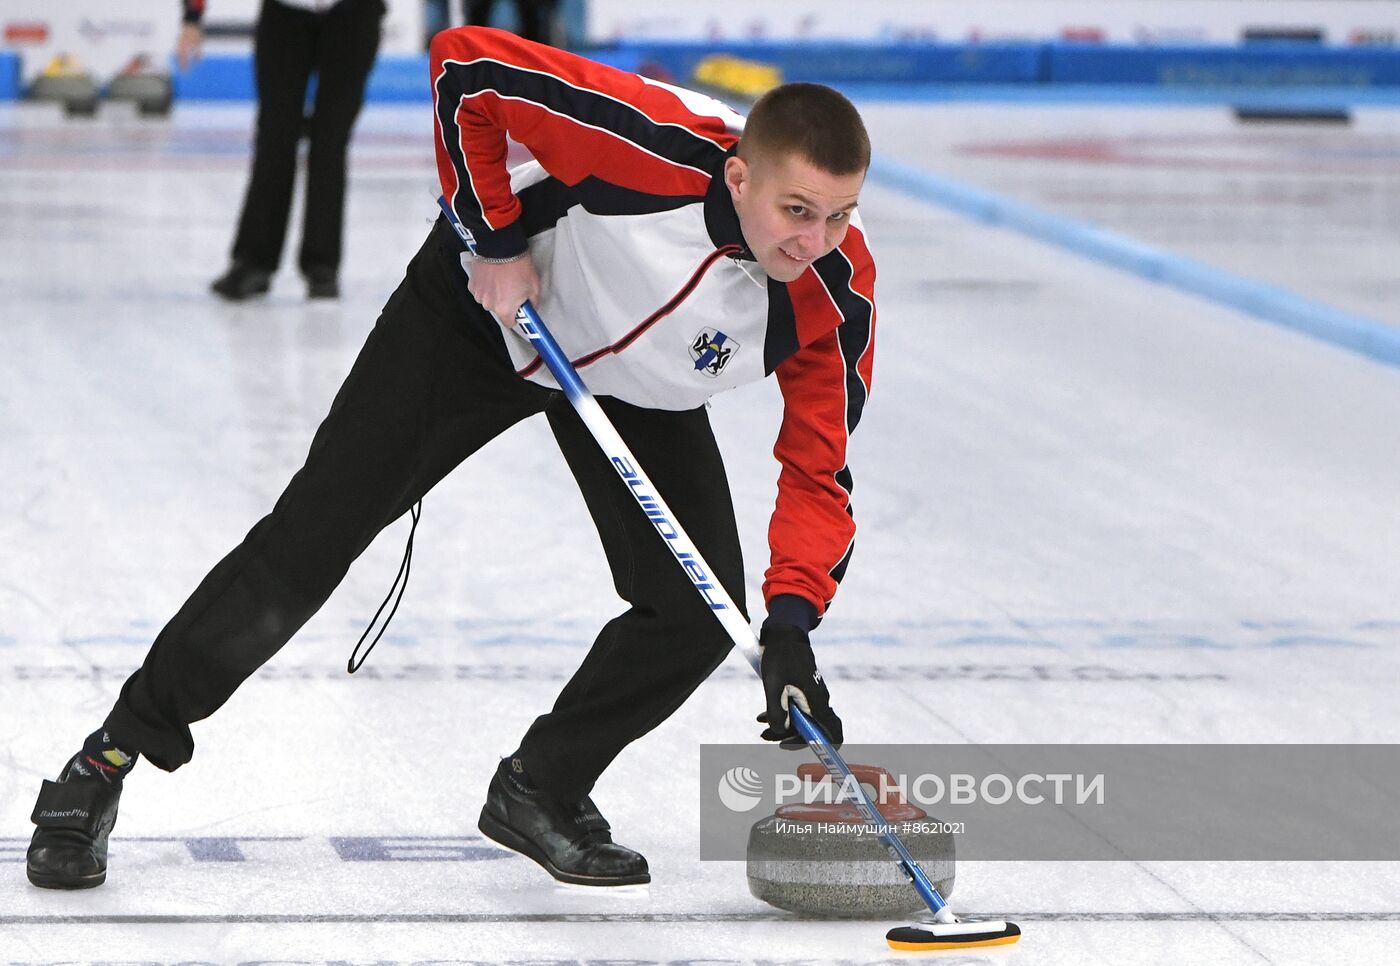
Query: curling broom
[{"left": 437, "top": 194, "right": 1020, "bottom": 951}]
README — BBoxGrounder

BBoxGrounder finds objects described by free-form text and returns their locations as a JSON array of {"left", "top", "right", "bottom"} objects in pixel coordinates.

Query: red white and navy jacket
[{"left": 430, "top": 27, "right": 877, "bottom": 628}]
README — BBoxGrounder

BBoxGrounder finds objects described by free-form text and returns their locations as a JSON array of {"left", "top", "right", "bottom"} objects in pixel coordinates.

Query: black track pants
[
  {"left": 105, "top": 220, "right": 746, "bottom": 799},
  {"left": 518, "top": 389, "right": 747, "bottom": 800}
]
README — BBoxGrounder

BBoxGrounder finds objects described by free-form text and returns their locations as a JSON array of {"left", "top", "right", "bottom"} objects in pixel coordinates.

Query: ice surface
[{"left": 1, "top": 99, "right": 1397, "bottom": 964}]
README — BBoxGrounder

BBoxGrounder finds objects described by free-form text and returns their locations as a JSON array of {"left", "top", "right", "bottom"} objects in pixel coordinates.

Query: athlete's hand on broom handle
[
  {"left": 758, "top": 623, "right": 843, "bottom": 749},
  {"left": 467, "top": 251, "right": 540, "bottom": 326}
]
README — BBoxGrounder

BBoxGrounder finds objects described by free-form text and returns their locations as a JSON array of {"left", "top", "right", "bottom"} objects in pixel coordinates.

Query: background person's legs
[
  {"left": 516, "top": 398, "right": 747, "bottom": 802},
  {"left": 464, "top": 0, "right": 496, "bottom": 27},
  {"left": 515, "top": 0, "right": 559, "bottom": 45},
  {"left": 299, "top": 0, "right": 384, "bottom": 285},
  {"left": 227, "top": 0, "right": 317, "bottom": 276}
]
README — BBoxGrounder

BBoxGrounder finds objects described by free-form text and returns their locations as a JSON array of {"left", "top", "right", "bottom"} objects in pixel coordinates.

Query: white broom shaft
[{"left": 568, "top": 387, "right": 762, "bottom": 672}]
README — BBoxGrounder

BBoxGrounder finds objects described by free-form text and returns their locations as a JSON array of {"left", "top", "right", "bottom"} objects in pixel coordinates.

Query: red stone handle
[{"left": 794, "top": 762, "right": 906, "bottom": 805}]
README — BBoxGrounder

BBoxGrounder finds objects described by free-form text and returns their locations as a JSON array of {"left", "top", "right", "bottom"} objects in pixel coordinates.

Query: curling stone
[
  {"left": 747, "top": 763, "right": 954, "bottom": 918},
  {"left": 108, "top": 55, "right": 173, "bottom": 117},
  {"left": 28, "top": 54, "right": 100, "bottom": 118}
]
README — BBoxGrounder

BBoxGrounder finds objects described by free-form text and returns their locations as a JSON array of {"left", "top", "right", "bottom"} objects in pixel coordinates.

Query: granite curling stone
[{"left": 747, "top": 764, "right": 955, "bottom": 917}]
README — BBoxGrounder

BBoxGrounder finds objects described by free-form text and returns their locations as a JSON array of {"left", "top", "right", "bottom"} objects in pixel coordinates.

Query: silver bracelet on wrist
[{"left": 470, "top": 250, "right": 530, "bottom": 265}]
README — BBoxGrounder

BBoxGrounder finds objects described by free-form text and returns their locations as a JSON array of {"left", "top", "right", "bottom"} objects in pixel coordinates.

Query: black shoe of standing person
[
  {"left": 304, "top": 266, "right": 339, "bottom": 300},
  {"left": 211, "top": 262, "right": 272, "bottom": 301},
  {"left": 478, "top": 757, "right": 650, "bottom": 886},
  {"left": 26, "top": 755, "right": 122, "bottom": 889}
]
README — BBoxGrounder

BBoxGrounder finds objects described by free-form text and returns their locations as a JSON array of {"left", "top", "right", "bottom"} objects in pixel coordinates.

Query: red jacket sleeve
[
  {"left": 429, "top": 26, "right": 739, "bottom": 258},
  {"left": 763, "top": 226, "right": 877, "bottom": 623}
]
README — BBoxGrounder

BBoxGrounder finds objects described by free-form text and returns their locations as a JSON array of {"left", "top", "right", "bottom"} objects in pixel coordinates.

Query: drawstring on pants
[{"left": 347, "top": 499, "right": 421, "bottom": 673}]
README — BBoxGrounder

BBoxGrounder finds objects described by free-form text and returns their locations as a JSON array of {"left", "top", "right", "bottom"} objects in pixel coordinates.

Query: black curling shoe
[
  {"left": 304, "top": 266, "right": 340, "bottom": 300},
  {"left": 211, "top": 262, "right": 272, "bottom": 301},
  {"left": 26, "top": 756, "right": 122, "bottom": 889},
  {"left": 478, "top": 758, "right": 650, "bottom": 886}
]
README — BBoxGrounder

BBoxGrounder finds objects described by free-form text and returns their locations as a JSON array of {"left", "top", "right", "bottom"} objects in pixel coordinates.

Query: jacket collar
[{"left": 704, "top": 146, "right": 754, "bottom": 260}]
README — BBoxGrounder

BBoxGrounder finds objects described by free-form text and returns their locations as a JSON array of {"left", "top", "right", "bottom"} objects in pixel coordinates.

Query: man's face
[{"left": 725, "top": 151, "right": 864, "bottom": 283}]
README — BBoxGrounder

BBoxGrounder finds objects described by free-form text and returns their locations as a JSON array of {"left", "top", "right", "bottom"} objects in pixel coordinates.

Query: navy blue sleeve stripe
[
  {"left": 571, "top": 177, "right": 705, "bottom": 217},
  {"left": 509, "top": 174, "right": 706, "bottom": 243},
  {"left": 812, "top": 249, "right": 874, "bottom": 438},
  {"left": 516, "top": 176, "right": 575, "bottom": 237},
  {"left": 433, "top": 66, "right": 501, "bottom": 247},
  {"left": 435, "top": 57, "right": 729, "bottom": 238},
  {"left": 763, "top": 279, "right": 800, "bottom": 375},
  {"left": 810, "top": 247, "right": 874, "bottom": 598},
  {"left": 827, "top": 536, "right": 856, "bottom": 592}
]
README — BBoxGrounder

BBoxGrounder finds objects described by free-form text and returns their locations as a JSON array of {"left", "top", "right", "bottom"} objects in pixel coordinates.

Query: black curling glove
[{"left": 757, "top": 622, "right": 843, "bottom": 748}]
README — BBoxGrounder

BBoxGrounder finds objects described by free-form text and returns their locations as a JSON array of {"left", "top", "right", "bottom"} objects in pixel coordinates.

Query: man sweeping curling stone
[{"left": 26, "top": 27, "right": 870, "bottom": 891}]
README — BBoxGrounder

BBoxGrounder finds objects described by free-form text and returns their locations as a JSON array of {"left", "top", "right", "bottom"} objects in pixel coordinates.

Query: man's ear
[{"left": 723, "top": 155, "right": 749, "bottom": 204}]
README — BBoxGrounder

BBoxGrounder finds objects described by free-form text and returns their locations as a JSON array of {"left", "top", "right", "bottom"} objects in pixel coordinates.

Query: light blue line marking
[
  {"left": 841, "top": 82, "right": 1400, "bottom": 106},
  {"left": 868, "top": 154, "right": 1400, "bottom": 368}
]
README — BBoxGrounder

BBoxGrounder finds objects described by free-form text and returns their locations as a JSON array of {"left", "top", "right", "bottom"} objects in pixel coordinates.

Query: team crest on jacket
[{"left": 690, "top": 329, "right": 739, "bottom": 377}]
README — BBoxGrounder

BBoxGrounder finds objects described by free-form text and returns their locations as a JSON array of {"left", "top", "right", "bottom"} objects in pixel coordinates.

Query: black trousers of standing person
[
  {"left": 465, "top": 0, "right": 557, "bottom": 45},
  {"left": 104, "top": 217, "right": 747, "bottom": 802},
  {"left": 230, "top": 0, "right": 384, "bottom": 277}
]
